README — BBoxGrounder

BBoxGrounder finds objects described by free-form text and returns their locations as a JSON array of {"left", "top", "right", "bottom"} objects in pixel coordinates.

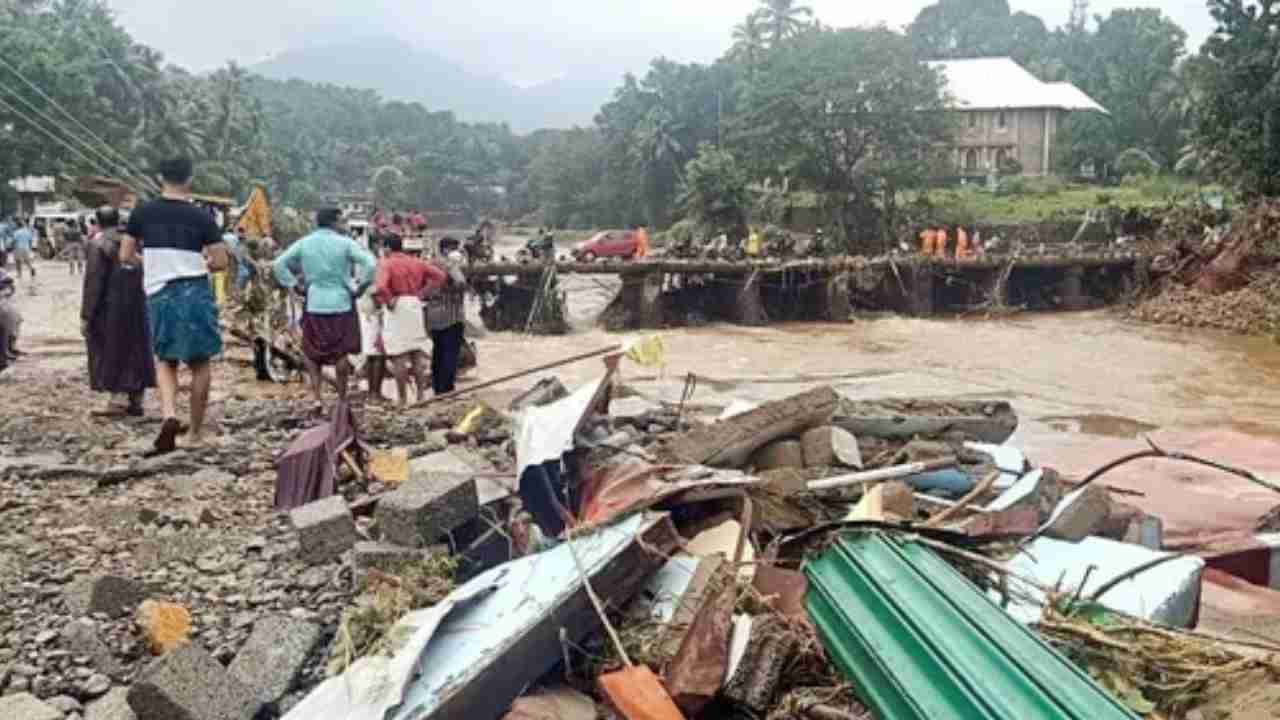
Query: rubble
[
  {"left": 227, "top": 615, "right": 322, "bottom": 710},
  {"left": 662, "top": 386, "right": 839, "bottom": 467},
  {"left": 64, "top": 575, "right": 145, "bottom": 618},
  {"left": 84, "top": 687, "right": 137, "bottom": 720},
  {"left": 126, "top": 644, "right": 257, "bottom": 720},
  {"left": 374, "top": 472, "right": 478, "bottom": 547},
  {"left": 750, "top": 439, "right": 805, "bottom": 471},
  {"left": 1044, "top": 483, "right": 1114, "bottom": 542},
  {"left": 290, "top": 495, "right": 360, "bottom": 564},
  {"left": 0, "top": 692, "right": 63, "bottom": 720}
]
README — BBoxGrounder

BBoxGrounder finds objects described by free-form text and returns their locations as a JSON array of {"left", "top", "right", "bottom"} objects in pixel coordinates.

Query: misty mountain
[{"left": 251, "top": 36, "right": 616, "bottom": 132}]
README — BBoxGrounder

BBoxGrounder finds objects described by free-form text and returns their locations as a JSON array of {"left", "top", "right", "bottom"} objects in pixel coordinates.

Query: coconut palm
[
  {"left": 757, "top": 0, "right": 813, "bottom": 45},
  {"left": 731, "top": 10, "right": 769, "bottom": 65}
]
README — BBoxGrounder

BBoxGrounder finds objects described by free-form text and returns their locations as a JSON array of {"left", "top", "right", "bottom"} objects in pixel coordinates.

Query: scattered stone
[
  {"left": 61, "top": 619, "right": 124, "bottom": 676},
  {"left": 289, "top": 495, "right": 359, "bottom": 564},
  {"left": 65, "top": 575, "right": 145, "bottom": 618},
  {"left": 376, "top": 472, "right": 478, "bottom": 547},
  {"left": 750, "top": 440, "right": 804, "bottom": 472},
  {"left": 664, "top": 386, "right": 839, "bottom": 467},
  {"left": 830, "top": 427, "right": 862, "bottom": 468},
  {"left": 350, "top": 541, "right": 440, "bottom": 574},
  {"left": 85, "top": 688, "right": 137, "bottom": 720},
  {"left": 0, "top": 692, "right": 62, "bottom": 720},
  {"left": 136, "top": 600, "right": 192, "bottom": 655},
  {"left": 227, "top": 616, "right": 323, "bottom": 711},
  {"left": 49, "top": 694, "right": 84, "bottom": 714},
  {"left": 127, "top": 644, "right": 255, "bottom": 720},
  {"left": 1045, "top": 483, "right": 1114, "bottom": 542},
  {"left": 81, "top": 673, "right": 112, "bottom": 698}
]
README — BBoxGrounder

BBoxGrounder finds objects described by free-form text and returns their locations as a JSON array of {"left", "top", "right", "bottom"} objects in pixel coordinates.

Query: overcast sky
[{"left": 104, "top": 0, "right": 1215, "bottom": 86}]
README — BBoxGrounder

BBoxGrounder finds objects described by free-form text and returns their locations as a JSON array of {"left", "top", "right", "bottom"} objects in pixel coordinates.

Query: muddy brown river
[{"left": 11, "top": 257, "right": 1280, "bottom": 463}]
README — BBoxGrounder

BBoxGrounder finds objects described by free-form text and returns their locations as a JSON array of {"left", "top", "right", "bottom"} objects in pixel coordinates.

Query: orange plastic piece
[{"left": 598, "top": 666, "right": 688, "bottom": 720}]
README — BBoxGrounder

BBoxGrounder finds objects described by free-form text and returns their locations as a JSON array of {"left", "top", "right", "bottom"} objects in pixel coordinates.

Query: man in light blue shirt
[
  {"left": 273, "top": 208, "right": 377, "bottom": 407},
  {"left": 11, "top": 220, "right": 36, "bottom": 289}
]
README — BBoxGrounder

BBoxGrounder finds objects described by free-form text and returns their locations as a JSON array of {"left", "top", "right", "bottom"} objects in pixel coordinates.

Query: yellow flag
[{"left": 624, "top": 335, "right": 666, "bottom": 368}]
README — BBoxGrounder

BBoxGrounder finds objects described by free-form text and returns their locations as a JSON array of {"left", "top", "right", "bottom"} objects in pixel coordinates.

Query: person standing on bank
[
  {"left": 426, "top": 236, "right": 467, "bottom": 395},
  {"left": 120, "top": 157, "right": 231, "bottom": 453},
  {"left": 374, "top": 234, "right": 446, "bottom": 407},
  {"left": 82, "top": 206, "right": 156, "bottom": 417},
  {"left": 272, "top": 208, "right": 377, "bottom": 410}
]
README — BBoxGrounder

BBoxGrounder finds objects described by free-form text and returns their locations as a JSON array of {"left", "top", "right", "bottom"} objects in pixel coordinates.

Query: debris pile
[
  {"left": 5, "top": 343, "right": 1280, "bottom": 720},
  {"left": 1131, "top": 198, "right": 1280, "bottom": 335}
]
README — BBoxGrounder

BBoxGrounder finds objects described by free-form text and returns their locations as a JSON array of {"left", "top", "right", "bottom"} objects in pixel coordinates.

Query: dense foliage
[{"left": 3, "top": 0, "right": 1280, "bottom": 238}]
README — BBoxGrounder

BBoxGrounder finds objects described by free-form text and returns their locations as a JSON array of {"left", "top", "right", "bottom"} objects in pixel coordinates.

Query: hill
[{"left": 251, "top": 36, "right": 614, "bottom": 132}]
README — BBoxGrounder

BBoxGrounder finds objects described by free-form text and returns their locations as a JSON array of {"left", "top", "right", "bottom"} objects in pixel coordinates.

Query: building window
[
  {"left": 964, "top": 149, "right": 979, "bottom": 172},
  {"left": 968, "top": 112, "right": 978, "bottom": 129},
  {"left": 995, "top": 148, "right": 1007, "bottom": 169},
  {"left": 997, "top": 111, "right": 1007, "bottom": 129}
]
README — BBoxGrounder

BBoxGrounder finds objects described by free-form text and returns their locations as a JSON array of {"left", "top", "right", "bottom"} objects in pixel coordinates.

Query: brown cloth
[
  {"left": 301, "top": 309, "right": 361, "bottom": 366},
  {"left": 274, "top": 401, "right": 361, "bottom": 511},
  {"left": 81, "top": 229, "right": 156, "bottom": 394}
]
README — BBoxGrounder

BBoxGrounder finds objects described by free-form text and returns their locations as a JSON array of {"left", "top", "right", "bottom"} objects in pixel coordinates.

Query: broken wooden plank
[{"left": 662, "top": 387, "right": 839, "bottom": 468}]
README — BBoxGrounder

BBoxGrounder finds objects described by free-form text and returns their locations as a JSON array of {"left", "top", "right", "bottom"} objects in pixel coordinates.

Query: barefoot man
[
  {"left": 272, "top": 208, "right": 376, "bottom": 410},
  {"left": 373, "top": 234, "right": 446, "bottom": 406},
  {"left": 120, "top": 157, "right": 230, "bottom": 453}
]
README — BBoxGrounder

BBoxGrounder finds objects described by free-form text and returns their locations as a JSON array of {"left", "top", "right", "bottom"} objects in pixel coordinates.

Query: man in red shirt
[{"left": 374, "top": 235, "right": 447, "bottom": 406}]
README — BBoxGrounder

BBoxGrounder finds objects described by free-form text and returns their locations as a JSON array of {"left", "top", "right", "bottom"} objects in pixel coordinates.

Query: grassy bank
[{"left": 916, "top": 176, "right": 1225, "bottom": 224}]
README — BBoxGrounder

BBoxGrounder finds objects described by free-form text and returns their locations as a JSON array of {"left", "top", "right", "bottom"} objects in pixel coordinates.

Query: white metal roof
[{"left": 928, "top": 58, "right": 1108, "bottom": 114}]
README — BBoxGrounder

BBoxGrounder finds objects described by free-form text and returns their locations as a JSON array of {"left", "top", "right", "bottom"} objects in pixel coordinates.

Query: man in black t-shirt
[{"left": 121, "top": 157, "right": 230, "bottom": 454}]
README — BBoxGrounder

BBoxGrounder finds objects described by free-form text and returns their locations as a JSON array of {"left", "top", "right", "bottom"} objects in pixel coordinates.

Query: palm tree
[
  {"left": 757, "top": 0, "right": 813, "bottom": 46},
  {"left": 731, "top": 11, "right": 769, "bottom": 66}
]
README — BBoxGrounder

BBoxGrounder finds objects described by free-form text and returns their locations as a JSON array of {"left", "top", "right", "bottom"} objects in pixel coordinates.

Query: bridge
[{"left": 459, "top": 253, "right": 1147, "bottom": 330}]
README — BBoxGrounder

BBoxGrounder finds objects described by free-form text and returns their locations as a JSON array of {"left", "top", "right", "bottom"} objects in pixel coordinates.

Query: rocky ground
[
  {"left": 1129, "top": 270, "right": 1280, "bottom": 336},
  {"left": 0, "top": 339, "right": 517, "bottom": 717}
]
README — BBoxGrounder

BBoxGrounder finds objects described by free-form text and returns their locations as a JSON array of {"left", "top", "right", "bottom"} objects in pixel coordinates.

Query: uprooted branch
[{"left": 1077, "top": 436, "right": 1280, "bottom": 495}]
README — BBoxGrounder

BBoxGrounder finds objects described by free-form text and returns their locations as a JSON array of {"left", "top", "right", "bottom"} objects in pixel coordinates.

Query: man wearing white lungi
[{"left": 372, "top": 235, "right": 447, "bottom": 406}]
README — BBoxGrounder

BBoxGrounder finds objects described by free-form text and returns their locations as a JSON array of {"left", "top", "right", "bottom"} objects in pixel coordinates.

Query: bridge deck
[{"left": 459, "top": 253, "right": 1144, "bottom": 277}]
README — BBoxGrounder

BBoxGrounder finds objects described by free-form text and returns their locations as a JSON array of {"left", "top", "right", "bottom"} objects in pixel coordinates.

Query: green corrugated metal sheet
[{"left": 805, "top": 532, "right": 1137, "bottom": 720}]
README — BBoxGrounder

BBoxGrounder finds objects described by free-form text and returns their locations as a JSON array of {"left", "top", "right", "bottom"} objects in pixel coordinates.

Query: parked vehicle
[
  {"left": 573, "top": 230, "right": 638, "bottom": 262},
  {"left": 516, "top": 231, "right": 555, "bottom": 263}
]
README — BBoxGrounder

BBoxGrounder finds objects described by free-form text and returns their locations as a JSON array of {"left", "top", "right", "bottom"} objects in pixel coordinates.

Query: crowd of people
[{"left": 2, "top": 156, "right": 473, "bottom": 456}]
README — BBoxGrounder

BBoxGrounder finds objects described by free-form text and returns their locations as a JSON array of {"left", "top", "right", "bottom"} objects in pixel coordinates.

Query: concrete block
[
  {"left": 127, "top": 644, "right": 256, "bottom": 720},
  {"left": 751, "top": 440, "right": 804, "bottom": 472},
  {"left": 62, "top": 618, "right": 124, "bottom": 676},
  {"left": 289, "top": 495, "right": 359, "bottom": 564},
  {"left": 86, "top": 687, "right": 137, "bottom": 720},
  {"left": 351, "top": 541, "right": 444, "bottom": 575},
  {"left": 375, "top": 472, "right": 478, "bottom": 547},
  {"left": 1045, "top": 483, "right": 1113, "bottom": 542},
  {"left": 0, "top": 692, "right": 62, "bottom": 720},
  {"left": 228, "top": 616, "right": 322, "bottom": 710},
  {"left": 64, "top": 574, "right": 145, "bottom": 618}
]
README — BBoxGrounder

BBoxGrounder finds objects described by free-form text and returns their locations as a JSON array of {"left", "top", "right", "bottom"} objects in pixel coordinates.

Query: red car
[{"left": 573, "top": 230, "right": 639, "bottom": 261}]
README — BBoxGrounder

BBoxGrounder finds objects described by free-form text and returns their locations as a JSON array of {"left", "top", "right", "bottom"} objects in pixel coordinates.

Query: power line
[
  {"left": 0, "top": 54, "right": 160, "bottom": 193},
  {"left": 0, "top": 93, "right": 132, "bottom": 189},
  {"left": 0, "top": 78, "right": 156, "bottom": 195}
]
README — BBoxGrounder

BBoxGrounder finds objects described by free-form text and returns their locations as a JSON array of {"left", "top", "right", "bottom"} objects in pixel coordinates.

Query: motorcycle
[
  {"left": 463, "top": 231, "right": 494, "bottom": 264},
  {"left": 516, "top": 232, "right": 555, "bottom": 263}
]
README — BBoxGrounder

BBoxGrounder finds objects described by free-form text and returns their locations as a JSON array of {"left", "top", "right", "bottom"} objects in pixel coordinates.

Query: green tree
[
  {"left": 908, "top": 0, "right": 1050, "bottom": 68},
  {"left": 757, "top": 0, "right": 813, "bottom": 46},
  {"left": 680, "top": 144, "right": 749, "bottom": 238},
  {"left": 1192, "top": 0, "right": 1280, "bottom": 196},
  {"left": 730, "top": 11, "right": 769, "bottom": 69}
]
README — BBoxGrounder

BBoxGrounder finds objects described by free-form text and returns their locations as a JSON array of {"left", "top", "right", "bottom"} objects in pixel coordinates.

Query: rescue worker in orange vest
[
  {"left": 635, "top": 224, "right": 650, "bottom": 259},
  {"left": 934, "top": 224, "right": 949, "bottom": 259},
  {"left": 919, "top": 226, "right": 935, "bottom": 256},
  {"left": 956, "top": 225, "right": 973, "bottom": 260}
]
